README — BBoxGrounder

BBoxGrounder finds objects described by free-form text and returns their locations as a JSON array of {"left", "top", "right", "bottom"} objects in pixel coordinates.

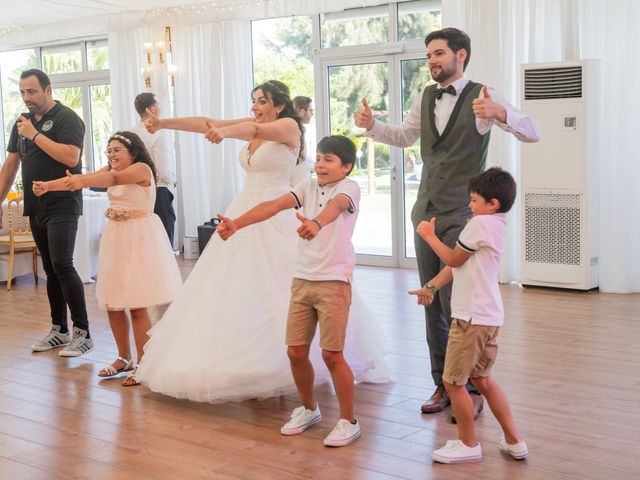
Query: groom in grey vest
[{"left": 355, "top": 28, "right": 540, "bottom": 420}]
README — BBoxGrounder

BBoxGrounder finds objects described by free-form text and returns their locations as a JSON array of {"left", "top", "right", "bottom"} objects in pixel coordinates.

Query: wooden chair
[{"left": 0, "top": 196, "right": 38, "bottom": 290}]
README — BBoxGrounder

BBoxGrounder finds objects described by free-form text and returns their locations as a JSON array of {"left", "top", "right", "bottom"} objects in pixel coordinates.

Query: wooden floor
[{"left": 1, "top": 260, "right": 639, "bottom": 480}]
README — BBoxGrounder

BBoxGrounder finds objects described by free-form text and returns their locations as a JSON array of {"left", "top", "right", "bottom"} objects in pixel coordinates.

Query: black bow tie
[{"left": 433, "top": 85, "right": 456, "bottom": 99}]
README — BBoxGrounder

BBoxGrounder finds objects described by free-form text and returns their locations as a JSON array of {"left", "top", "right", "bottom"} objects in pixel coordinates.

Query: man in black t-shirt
[{"left": 0, "top": 68, "right": 93, "bottom": 357}]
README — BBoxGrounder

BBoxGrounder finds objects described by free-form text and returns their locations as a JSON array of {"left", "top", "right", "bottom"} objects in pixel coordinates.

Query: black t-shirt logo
[{"left": 42, "top": 120, "right": 53, "bottom": 131}]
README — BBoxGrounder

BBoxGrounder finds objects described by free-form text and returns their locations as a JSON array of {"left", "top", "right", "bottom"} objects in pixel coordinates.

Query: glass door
[
  {"left": 321, "top": 53, "right": 430, "bottom": 268},
  {"left": 398, "top": 55, "right": 430, "bottom": 264},
  {"left": 324, "top": 59, "right": 393, "bottom": 264}
]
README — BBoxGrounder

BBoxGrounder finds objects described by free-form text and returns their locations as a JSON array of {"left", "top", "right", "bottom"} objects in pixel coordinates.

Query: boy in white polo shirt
[
  {"left": 409, "top": 167, "right": 528, "bottom": 464},
  {"left": 217, "top": 135, "right": 362, "bottom": 447}
]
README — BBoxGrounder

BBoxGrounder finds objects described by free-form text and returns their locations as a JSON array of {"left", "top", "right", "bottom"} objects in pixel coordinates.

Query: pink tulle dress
[{"left": 96, "top": 165, "right": 182, "bottom": 310}]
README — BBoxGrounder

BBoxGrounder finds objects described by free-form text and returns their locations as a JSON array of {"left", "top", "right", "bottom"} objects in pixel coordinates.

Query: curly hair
[
  {"left": 107, "top": 131, "right": 158, "bottom": 183},
  {"left": 252, "top": 80, "right": 305, "bottom": 164}
]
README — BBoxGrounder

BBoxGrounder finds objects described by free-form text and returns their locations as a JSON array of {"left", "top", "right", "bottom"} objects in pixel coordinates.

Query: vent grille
[
  {"left": 524, "top": 66, "right": 582, "bottom": 100},
  {"left": 524, "top": 193, "right": 581, "bottom": 266}
]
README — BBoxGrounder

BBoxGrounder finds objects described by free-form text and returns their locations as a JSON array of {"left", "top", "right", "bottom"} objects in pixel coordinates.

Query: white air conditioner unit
[{"left": 520, "top": 60, "right": 602, "bottom": 290}]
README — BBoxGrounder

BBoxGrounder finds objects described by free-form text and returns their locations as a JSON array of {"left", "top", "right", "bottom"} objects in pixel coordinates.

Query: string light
[
  {"left": 144, "top": 0, "right": 265, "bottom": 23},
  {"left": 0, "top": 1, "right": 268, "bottom": 37},
  {"left": 0, "top": 27, "right": 20, "bottom": 37}
]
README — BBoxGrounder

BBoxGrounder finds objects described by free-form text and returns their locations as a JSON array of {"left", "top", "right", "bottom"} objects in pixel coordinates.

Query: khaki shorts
[
  {"left": 286, "top": 278, "right": 352, "bottom": 351},
  {"left": 443, "top": 319, "right": 500, "bottom": 386}
]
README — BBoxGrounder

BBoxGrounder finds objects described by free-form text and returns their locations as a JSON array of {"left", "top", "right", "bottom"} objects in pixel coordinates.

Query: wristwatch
[{"left": 425, "top": 283, "right": 437, "bottom": 296}]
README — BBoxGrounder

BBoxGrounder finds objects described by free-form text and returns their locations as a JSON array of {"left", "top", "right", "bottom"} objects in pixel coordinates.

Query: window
[
  {"left": 42, "top": 44, "right": 82, "bottom": 74},
  {"left": 87, "top": 40, "right": 109, "bottom": 71},
  {"left": 0, "top": 49, "right": 38, "bottom": 148},
  {"left": 251, "top": 16, "right": 314, "bottom": 99},
  {"left": 0, "top": 39, "right": 112, "bottom": 173},
  {"left": 398, "top": 0, "right": 443, "bottom": 42},
  {"left": 321, "top": 6, "right": 390, "bottom": 48}
]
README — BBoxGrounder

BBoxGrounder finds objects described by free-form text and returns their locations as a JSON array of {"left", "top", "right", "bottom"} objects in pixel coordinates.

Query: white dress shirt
[
  {"left": 130, "top": 122, "right": 176, "bottom": 188},
  {"left": 366, "top": 76, "right": 540, "bottom": 147}
]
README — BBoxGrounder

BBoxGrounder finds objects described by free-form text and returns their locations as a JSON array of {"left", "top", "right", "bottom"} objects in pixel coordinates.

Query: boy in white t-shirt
[
  {"left": 409, "top": 167, "right": 527, "bottom": 464},
  {"left": 217, "top": 135, "right": 362, "bottom": 447}
]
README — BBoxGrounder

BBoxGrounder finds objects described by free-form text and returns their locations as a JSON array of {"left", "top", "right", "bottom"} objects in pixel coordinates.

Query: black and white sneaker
[
  {"left": 31, "top": 326, "right": 71, "bottom": 352},
  {"left": 59, "top": 327, "right": 94, "bottom": 357}
]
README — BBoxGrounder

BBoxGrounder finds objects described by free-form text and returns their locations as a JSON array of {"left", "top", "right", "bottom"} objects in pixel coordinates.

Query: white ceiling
[{"left": 1, "top": 0, "right": 217, "bottom": 29}]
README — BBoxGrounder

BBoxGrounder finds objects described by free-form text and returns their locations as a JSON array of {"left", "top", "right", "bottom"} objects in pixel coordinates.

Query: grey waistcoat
[{"left": 412, "top": 81, "right": 490, "bottom": 220}]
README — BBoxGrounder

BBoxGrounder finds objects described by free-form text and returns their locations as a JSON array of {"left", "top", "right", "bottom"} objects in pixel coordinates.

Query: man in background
[
  {"left": 291, "top": 96, "right": 316, "bottom": 185},
  {"left": 130, "top": 92, "right": 177, "bottom": 245}
]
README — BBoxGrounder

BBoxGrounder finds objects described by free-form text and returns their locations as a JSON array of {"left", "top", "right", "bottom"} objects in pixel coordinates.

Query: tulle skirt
[{"left": 96, "top": 215, "right": 182, "bottom": 310}]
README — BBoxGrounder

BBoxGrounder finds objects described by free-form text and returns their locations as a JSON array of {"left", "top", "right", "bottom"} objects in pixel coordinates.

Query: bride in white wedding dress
[{"left": 135, "top": 81, "right": 389, "bottom": 402}]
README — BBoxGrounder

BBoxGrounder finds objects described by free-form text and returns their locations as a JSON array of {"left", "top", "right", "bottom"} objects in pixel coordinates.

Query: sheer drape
[
  {"left": 109, "top": 21, "right": 249, "bottom": 240},
  {"left": 108, "top": 27, "right": 153, "bottom": 131},
  {"left": 172, "top": 20, "right": 250, "bottom": 237},
  {"left": 444, "top": 0, "right": 639, "bottom": 292}
]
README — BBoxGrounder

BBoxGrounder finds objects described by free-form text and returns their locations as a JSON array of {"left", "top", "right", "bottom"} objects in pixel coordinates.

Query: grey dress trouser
[{"left": 413, "top": 204, "right": 478, "bottom": 393}]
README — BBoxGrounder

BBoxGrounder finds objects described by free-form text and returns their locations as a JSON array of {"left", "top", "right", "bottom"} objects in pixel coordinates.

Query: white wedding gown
[{"left": 136, "top": 141, "right": 390, "bottom": 403}]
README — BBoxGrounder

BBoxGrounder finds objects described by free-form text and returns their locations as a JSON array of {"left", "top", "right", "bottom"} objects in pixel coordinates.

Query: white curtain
[
  {"left": 108, "top": 27, "right": 153, "bottom": 131},
  {"left": 443, "top": 0, "right": 639, "bottom": 292},
  {"left": 172, "top": 20, "right": 251, "bottom": 238}
]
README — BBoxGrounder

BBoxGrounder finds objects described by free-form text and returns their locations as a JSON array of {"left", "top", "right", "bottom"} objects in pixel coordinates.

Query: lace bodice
[{"left": 240, "top": 141, "right": 297, "bottom": 192}]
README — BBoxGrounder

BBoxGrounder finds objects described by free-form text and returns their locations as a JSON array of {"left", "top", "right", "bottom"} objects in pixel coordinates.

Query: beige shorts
[
  {"left": 443, "top": 319, "right": 500, "bottom": 386},
  {"left": 286, "top": 278, "right": 352, "bottom": 351}
]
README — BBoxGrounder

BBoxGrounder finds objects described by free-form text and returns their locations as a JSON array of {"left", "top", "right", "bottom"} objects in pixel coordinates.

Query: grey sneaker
[
  {"left": 59, "top": 327, "right": 94, "bottom": 357},
  {"left": 31, "top": 325, "right": 71, "bottom": 352}
]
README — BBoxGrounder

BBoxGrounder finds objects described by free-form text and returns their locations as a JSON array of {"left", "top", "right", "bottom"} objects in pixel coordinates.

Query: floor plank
[{"left": 1, "top": 261, "right": 639, "bottom": 479}]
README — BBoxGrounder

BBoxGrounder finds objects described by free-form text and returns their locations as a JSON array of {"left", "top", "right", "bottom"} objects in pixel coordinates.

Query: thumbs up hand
[
  {"left": 355, "top": 97, "right": 375, "bottom": 130},
  {"left": 296, "top": 211, "right": 321, "bottom": 241},
  {"left": 216, "top": 214, "right": 236, "bottom": 240},
  {"left": 472, "top": 85, "right": 507, "bottom": 123}
]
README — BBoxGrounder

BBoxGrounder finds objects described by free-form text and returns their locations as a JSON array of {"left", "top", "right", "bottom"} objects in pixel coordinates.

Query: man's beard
[{"left": 430, "top": 63, "right": 456, "bottom": 84}]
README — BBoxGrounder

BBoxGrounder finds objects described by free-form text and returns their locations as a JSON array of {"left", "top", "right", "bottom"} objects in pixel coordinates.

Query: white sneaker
[
  {"left": 59, "top": 327, "right": 94, "bottom": 357},
  {"left": 31, "top": 326, "right": 70, "bottom": 352},
  {"left": 498, "top": 436, "right": 528, "bottom": 460},
  {"left": 431, "top": 439, "right": 482, "bottom": 464},
  {"left": 280, "top": 405, "right": 321, "bottom": 435},
  {"left": 323, "top": 419, "right": 361, "bottom": 447}
]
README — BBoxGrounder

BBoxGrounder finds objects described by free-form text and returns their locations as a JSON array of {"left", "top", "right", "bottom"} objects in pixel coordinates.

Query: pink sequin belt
[{"left": 104, "top": 208, "right": 150, "bottom": 221}]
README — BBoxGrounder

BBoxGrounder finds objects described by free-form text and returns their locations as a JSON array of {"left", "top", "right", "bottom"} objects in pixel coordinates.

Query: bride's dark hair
[{"left": 252, "top": 80, "right": 305, "bottom": 164}]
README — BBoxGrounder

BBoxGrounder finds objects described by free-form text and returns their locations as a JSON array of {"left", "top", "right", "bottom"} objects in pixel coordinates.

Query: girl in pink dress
[{"left": 33, "top": 131, "right": 182, "bottom": 386}]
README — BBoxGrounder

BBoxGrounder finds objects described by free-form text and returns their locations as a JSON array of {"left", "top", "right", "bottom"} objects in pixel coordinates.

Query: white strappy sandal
[
  {"left": 122, "top": 365, "right": 139, "bottom": 387},
  {"left": 98, "top": 356, "right": 134, "bottom": 377}
]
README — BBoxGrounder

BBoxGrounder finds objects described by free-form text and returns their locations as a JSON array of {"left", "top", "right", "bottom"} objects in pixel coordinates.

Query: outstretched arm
[
  {"left": 217, "top": 193, "right": 297, "bottom": 240},
  {"left": 144, "top": 108, "right": 254, "bottom": 134},
  {"left": 33, "top": 163, "right": 151, "bottom": 195},
  {"left": 205, "top": 117, "right": 300, "bottom": 150},
  {"left": 416, "top": 218, "right": 471, "bottom": 268}
]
